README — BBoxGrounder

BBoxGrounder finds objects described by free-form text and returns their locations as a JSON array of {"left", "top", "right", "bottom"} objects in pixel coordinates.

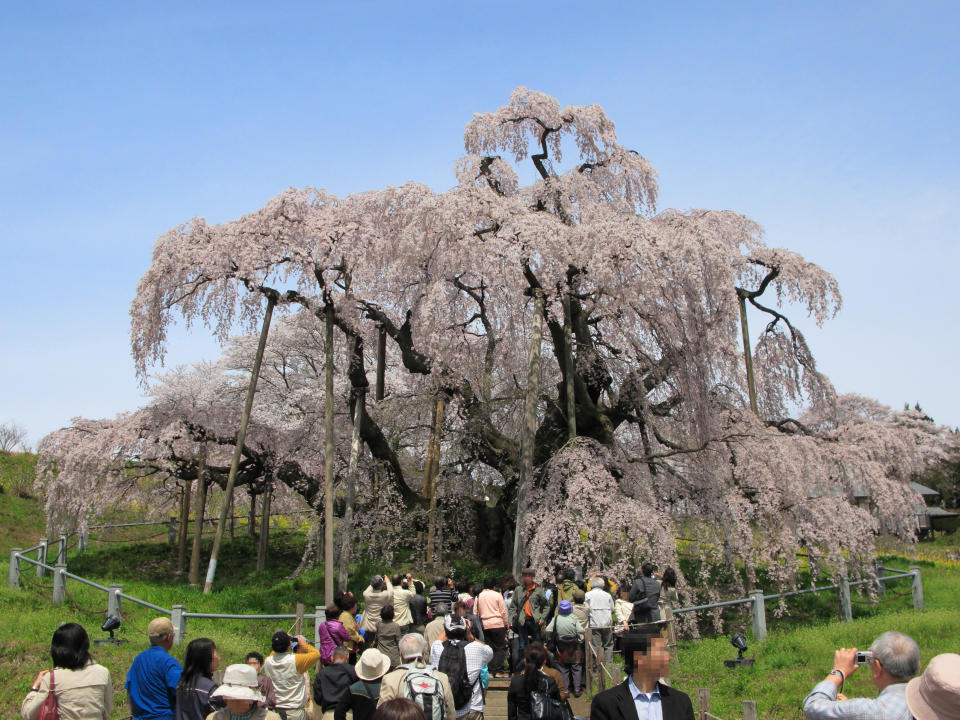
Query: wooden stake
[
  {"left": 177, "top": 478, "right": 192, "bottom": 574},
  {"left": 338, "top": 386, "right": 364, "bottom": 591},
  {"left": 188, "top": 445, "right": 208, "bottom": 587},
  {"left": 203, "top": 295, "right": 276, "bottom": 593},
  {"left": 323, "top": 303, "right": 335, "bottom": 606},
  {"left": 425, "top": 397, "right": 445, "bottom": 565},
  {"left": 257, "top": 479, "right": 272, "bottom": 571},
  {"left": 563, "top": 291, "right": 576, "bottom": 440},
  {"left": 738, "top": 292, "right": 759, "bottom": 415}
]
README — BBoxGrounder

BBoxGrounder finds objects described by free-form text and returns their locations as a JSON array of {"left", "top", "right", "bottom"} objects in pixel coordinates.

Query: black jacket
[
  {"left": 590, "top": 680, "right": 693, "bottom": 720},
  {"left": 313, "top": 662, "right": 358, "bottom": 711},
  {"left": 628, "top": 576, "right": 661, "bottom": 623},
  {"left": 410, "top": 593, "right": 429, "bottom": 625}
]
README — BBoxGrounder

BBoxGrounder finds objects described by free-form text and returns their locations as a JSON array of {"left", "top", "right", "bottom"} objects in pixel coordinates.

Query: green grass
[
  {"left": 0, "top": 486, "right": 46, "bottom": 555},
  {"left": 3, "top": 494, "right": 959, "bottom": 719}
]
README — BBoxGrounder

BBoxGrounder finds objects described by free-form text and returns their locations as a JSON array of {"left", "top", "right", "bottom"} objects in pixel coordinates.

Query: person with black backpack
[
  {"left": 628, "top": 562, "right": 661, "bottom": 624},
  {"left": 429, "top": 614, "right": 492, "bottom": 720},
  {"left": 378, "top": 633, "right": 455, "bottom": 720}
]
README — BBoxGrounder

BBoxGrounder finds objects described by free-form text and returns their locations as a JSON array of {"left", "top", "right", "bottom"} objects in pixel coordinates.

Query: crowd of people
[{"left": 19, "top": 565, "right": 960, "bottom": 720}]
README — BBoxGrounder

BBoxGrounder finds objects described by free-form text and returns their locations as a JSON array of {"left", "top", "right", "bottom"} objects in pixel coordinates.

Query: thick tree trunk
[
  {"left": 513, "top": 291, "right": 544, "bottom": 576},
  {"left": 257, "top": 480, "right": 272, "bottom": 571},
  {"left": 338, "top": 387, "right": 364, "bottom": 591},
  {"left": 323, "top": 303, "right": 335, "bottom": 605},
  {"left": 188, "top": 446, "right": 208, "bottom": 587},
  {"left": 177, "top": 479, "right": 192, "bottom": 574}
]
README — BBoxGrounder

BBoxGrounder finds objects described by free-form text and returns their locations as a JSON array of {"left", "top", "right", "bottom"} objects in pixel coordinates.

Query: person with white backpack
[{"left": 378, "top": 634, "right": 455, "bottom": 720}]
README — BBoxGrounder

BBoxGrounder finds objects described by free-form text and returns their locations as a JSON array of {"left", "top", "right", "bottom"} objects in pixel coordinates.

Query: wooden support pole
[
  {"left": 188, "top": 446, "right": 208, "bottom": 588},
  {"left": 323, "top": 303, "right": 335, "bottom": 606},
  {"left": 513, "top": 291, "right": 544, "bottom": 577},
  {"left": 697, "top": 688, "right": 710, "bottom": 720},
  {"left": 737, "top": 291, "right": 759, "bottom": 415},
  {"left": 177, "top": 479, "right": 192, "bottom": 574},
  {"left": 743, "top": 700, "right": 759, "bottom": 720},
  {"left": 257, "top": 480, "right": 272, "bottom": 572},
  {"left": 563, "top": 291, "right": 576, "bottom": 440},
  {"left": 425, "top": 397, "right": 445, "bottom": 565},
  {"left": 376, "top": 328, "right": 386, "bottom": 402},
  {"left": 839, "top": 576, "right": 852, "bottom": 622},
  {"left": 338, "top": 386, "right": 363, "bottom": 591},
  {"left": 248, "top": 490, "right": 256, "bottom": 539},
  {"left": 204, "top": 296, "right": 276, "bottom": 593}
]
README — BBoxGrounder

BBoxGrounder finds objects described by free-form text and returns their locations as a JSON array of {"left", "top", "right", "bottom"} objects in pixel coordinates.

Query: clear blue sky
[{"left": 2, "top": 1, "right": 958, "bottom": 447}]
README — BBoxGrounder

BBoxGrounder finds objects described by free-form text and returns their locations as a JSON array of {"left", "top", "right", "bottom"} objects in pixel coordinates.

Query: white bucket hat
[
  {"left": 210, "top": 664, "right": 265, "bottom": 703},
  {"left": 906, "top": 653, "right": 960, "bottom": 720},
  {"left": 356, "top": 648, "right": 391, "bottom": 681}
]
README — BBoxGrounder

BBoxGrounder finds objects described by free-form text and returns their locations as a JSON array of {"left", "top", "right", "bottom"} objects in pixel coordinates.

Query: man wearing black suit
[{"left": 590, "top": 632, "right": 694, "bottom": 720}]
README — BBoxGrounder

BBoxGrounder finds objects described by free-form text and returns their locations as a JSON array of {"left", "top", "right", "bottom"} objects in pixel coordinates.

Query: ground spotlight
[{"left": 723, "top": 632, "right": 754, "bottom": 668}]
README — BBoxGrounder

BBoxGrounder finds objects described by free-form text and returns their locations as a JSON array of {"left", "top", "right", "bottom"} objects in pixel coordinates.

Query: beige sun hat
[
  {"left": 906, "top": 653, "right": 960, "bottom": 720},
  {"left": 356, "top": 648, "right": 391, "bottom": 681},
  {"left": 210, "top": 664, "right": 265, "bottom": 703}
]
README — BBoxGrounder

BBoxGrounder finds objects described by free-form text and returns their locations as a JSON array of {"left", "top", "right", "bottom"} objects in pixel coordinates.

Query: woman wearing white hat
[
  {"left": 906, "top": 653, "right": 960, "bottom": 720},
  {"left": 335, "top": 648, "right": 391, "bottom": 720},
  {"left": 206, "top": 664, "right": 281, "bottom": 720}
]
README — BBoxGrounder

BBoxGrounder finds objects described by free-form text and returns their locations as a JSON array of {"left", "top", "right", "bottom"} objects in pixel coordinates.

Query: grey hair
[
  {"left": 870, "top": 631, "right": 920, "bottom": 680},
  {"left": 399, "top": 633, "right": 426, "bottom": 661}
]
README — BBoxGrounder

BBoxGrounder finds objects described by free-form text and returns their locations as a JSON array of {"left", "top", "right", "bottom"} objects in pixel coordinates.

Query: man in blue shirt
[
  {"left": 803, "top": 631, "right": 919, "bottom": 720},
  {"left": 126, "top": 617, "right": 182, "bottom": 720}
]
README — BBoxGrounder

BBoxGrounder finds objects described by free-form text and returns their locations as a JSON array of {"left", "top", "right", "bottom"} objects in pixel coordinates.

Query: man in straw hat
[
  {"left": 906, "top": 653, "right": 960, "bottom": 720},
  {"left": 125, "top": 616, "right": 182, "bottom": 720},
  {"left": 803, "top": 631, "right": 920, "bottom": 720},
  {"left": 335, "top": 648, "right": 391, "bottom": 720},
  {"left": 207, "top": 663, "right": 282, "bottom": 719}
]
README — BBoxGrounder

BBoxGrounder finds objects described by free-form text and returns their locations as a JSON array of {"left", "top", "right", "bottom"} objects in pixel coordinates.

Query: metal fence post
[
  {"left": 750, "top": 590, "right": 767, "bottom": 642},
  {"left": 171, "top": 606, "right": 186, "bottom": 645},
  {"left": 838, "top": 577, "right": 852, "bottom": 622},
  {"left": 52, "top": 563, "right": 66, "bottom": 605},
  {"left": 8, "top": 549, "right": 22, "bottom": 587},
  {"left": 108, "top": 584, "right": 122, "bottom": 618},
  {"left": 58, "top": 535, "right": 67, "bottom": 565},
  {"left": 79, "top": 529, "right": 88, "bottom": 553},
  {"left": 315, "top": 605, "right": 324, "bottom": 645},
  {"left": 37, "top": 539, "right": 47, "bottom": 578},
  {"left": 874, "top": 559, "right": 885, "bottom": 596},
  {"left": 168, "top": 516, "right": 177, "bottom": 545},
  {"left": 910, "top": 566, "right": 924, "bottom": 611}
]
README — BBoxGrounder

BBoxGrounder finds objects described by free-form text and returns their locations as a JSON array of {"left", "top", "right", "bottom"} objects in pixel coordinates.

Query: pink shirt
[{"left": 475, "top": 588, "right": 509, "bottom": 629}]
